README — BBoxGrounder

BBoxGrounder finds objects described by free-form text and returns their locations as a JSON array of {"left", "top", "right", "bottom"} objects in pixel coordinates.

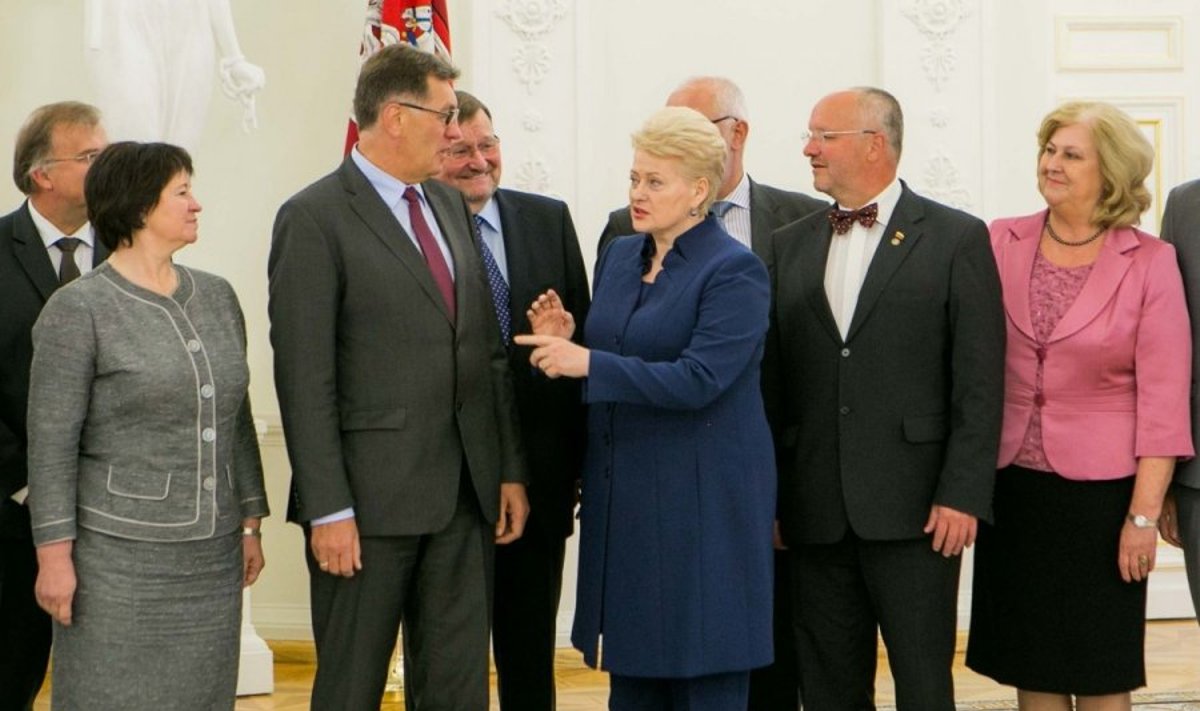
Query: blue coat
[{"left": 571, "top": 216, "right": 775, "bottom": 678}]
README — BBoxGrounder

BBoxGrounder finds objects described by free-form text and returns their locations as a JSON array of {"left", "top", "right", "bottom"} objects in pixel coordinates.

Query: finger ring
[
  {"left": 1138, "top": 555, "right": 1149, "bottom": 567},
  {"left": 319, "top": 560, "right": 329, "bottom": 570}
]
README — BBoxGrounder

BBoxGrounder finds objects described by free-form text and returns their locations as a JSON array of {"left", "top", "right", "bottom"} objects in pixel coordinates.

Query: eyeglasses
[
  {"left": 801, "top": 129, "right": 877, "bottom": 144},
  {"left": 445, "top": 136, "right": 501, "bottom": 161},
  {"left": 392, "top": 101, "right": 460, "bottom": 126},
  {"left": 41, "top": 150, "right": 102, "bottom": 167},
  {"left": 710, "top": 116, "right": 739, "bottom": 125}
]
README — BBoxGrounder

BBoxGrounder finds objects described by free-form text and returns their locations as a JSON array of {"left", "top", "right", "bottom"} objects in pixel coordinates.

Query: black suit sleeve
[
  {"left": 936, "top": 219, "right": 1005, "bottom": 520},
  {"left": 596, "top": 207, "right": 634, "bottom": 266}
]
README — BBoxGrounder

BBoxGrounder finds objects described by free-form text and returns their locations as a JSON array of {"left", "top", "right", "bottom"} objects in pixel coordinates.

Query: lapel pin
[{"left": 890, "top": 230, "right": 906, "bottom": 246}]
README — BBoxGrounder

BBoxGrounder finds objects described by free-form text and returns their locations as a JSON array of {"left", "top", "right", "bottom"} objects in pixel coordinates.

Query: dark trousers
[
  {"left": 307, "top": 481, "right": 494, "bottom": 711},
  {"left": 493, "top": 517, "right": 567, "bottom": 711},
  {"left": 790, "top": 533, "right": 960, "bottom": 711},
  {"left": 0, "top": 502, "right": 51, "bottom": 711},
  {"left": 609, "top": 671, "right": 750, "bottom": 711},
  {"left": 1175, "top": 483, "right": 1200, "bottom": 620},
  {"left": 748, "top": 549, "right": 801, "bottom": 710}
]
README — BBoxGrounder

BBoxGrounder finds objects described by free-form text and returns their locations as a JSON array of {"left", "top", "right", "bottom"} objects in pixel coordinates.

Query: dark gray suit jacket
[
  {"left": 269, "top": 157, "right": 527, "bottom": 536},
  {"left": 1160, "top": 178, "right": 1200, "bottom": 488},
  {"left": 596, "top": 178, "right": 827, "bottom": 261},
  {"left": 764, "top": 184, "right": 1005, "bottom": 545},
  {"left": 492, "top": 188, "right": 590, "bottom": 539},
  {"left": 0, "top": 202, "right": 108, "bottom": 538}
]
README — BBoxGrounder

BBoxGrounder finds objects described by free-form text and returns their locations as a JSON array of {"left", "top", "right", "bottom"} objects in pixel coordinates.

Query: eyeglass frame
[
  {"left": 39, "top": 150, "right": 102, "bottom": 168},
  {"left": 391, "top": 101, "right": 460, "bottom": 127},
  {"left": 801, "top": 129, "right": 878, "bottom": 144},
  {"left": 710, "top": 115, "right": 740, "bottom": 125},
  {"left": 445, "top": 136, "right": 502, "bottom": 161}
]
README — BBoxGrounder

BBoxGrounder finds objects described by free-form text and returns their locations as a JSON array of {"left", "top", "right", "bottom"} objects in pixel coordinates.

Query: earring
[{"left": 688, "top": 207, "right": 699, "bottom": 217}]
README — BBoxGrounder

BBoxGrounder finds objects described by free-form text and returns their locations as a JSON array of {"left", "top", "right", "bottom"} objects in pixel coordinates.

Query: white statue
[{"left": 85, "top": 0, "right": 265, "bottom": 148}]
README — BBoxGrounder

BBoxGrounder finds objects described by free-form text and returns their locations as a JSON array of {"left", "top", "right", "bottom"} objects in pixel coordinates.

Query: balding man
[
  {"left": 0, "top": 101, "right": 107, "bottom": 710},
  {"left": 764, "top": 87, "right": 1004, "bottom": 710},
  {"left": 600, "top": 75, "right": 824, "bottom": 711}
]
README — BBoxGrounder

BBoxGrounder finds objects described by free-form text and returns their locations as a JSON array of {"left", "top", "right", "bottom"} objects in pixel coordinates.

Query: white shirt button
[
  {"left": 200, "top": 384, "right": 214, "bottom": 399},
  {"left": 202, "top": 427, "right": 216, "bottom": 442},
  {"left": 187, "top": 339, "right": 201, "bottom": 352},
  {"left": 202, "top": 477, "right": 216, "bottom": 491}
]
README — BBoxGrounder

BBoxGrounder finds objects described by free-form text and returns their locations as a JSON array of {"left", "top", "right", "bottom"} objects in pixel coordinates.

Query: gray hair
[{"left": 852, "top": 86, "right": 903, "bottom": 158}]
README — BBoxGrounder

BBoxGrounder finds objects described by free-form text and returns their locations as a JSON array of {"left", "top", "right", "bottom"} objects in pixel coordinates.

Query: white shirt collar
[
  {"left": 722, "top": 172, "right": 751, "bottom": 210},
  {"left": 28, "top": 200, "right": 94, "bottom": 249},
  {"left": 836, "top": 177, "right": 902, "bottom": 232},
  {"left": 476, "top": 196, "right": 502, "bottom": 233}
]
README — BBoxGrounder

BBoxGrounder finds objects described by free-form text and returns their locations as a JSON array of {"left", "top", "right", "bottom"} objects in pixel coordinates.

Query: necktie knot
[
  {"left": 56, "top": 237, "right": 81, "bottom": 254},
  {"left": 712, "top": 201, "right": 735, "bottom": 219},
  {"left": 828, "top": 203, "right": 879, "bottom": 235}
]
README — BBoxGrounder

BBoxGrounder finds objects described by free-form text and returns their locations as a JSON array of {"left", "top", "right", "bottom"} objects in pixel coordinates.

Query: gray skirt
[{"left": 51, "top": 529, "right": 243, "bottom": 711}]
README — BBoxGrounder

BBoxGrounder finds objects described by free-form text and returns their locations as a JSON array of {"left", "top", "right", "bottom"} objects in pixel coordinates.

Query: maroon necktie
[
  {"left": 828, "top": 203, "right": 879, "bottom": 235},
  {"left": 402, "top": 187, "right": 456, "bottom": 319}
]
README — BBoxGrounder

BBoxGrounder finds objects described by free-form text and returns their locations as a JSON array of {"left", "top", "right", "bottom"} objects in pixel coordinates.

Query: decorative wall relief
[
  {"left": 515, "top": 157, "right": 552, "bottom": 194},
  {"left": 901, "top": 0, "right": 970, "bottom": 92},
  {"left": 496, "top": 0, "right": 568, "bottom": 94},
  {"left": 920, "top": 152, "right": 973, "bottom": 211}
]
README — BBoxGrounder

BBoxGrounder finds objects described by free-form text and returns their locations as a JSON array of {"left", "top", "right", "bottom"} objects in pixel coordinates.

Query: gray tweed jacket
[{"left": 27, "top": 263, "right": 268, "bottom": 544}]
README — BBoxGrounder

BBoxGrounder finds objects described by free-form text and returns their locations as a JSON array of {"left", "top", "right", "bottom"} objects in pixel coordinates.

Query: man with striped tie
[{"left": 436, "top": 89, "right": 590, "bottom": 711}]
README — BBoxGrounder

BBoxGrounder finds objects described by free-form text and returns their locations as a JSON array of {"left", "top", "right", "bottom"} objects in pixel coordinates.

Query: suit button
[
  {"left": 202, "top": 427, "right": 216, "bottom": 442},
  {"left": 187, "top": 339, "right": 201, "bottom": 353},
  {"left": 841, "top": 348, "right": 850, "bottom": 357},
  {"left": 202, "top": 477, "right": 215, "bottom": 491},
  {"left": 456, "top": 402, "right": 464, "bottom": 412},
  {"left": 200, "top": 384, "right": 214, "bottom": 399},
  {"left": 839, "top": 405, "right": 851, "bottom": 415}
]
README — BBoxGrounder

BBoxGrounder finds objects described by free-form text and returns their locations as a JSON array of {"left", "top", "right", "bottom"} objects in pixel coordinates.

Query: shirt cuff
[{"left": 311, "top": 508, "right": 355, "bottom": 526}]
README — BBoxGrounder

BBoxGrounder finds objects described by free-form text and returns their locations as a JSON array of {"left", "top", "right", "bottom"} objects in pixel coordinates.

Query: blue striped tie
[{"left": 474, "top": 215, "right": 512, "bottom": 345}]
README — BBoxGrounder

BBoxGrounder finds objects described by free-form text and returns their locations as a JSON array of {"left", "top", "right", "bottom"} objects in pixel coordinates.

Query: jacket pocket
[
  {"left": 902, "top": 413, "right": 948, "bottom": 443},
  {"left": 106, "top": 466, "right": 171, "bottom": 501},
  {"left": 340, "top": 407, "right": 407, "bottom": 431}
]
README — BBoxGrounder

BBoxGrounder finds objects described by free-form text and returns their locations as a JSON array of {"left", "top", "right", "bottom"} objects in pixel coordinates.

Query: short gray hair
[
  {"left": 674, "top": 76, "right": 748, "bottom": 121},
  {"left": 353, "top": 44, "right": 459, "bottom": 130},
  {"left": 853, "top": 87, "right": 903, "bottom": 158}
]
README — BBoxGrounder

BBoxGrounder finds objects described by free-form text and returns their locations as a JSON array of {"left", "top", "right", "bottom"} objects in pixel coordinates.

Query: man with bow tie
[
  {"left": 0, "top": 101, "right": 108, "bottom": 710},
  {"left": 762, "top": 87, "right": 1005, "bottom": 710}
]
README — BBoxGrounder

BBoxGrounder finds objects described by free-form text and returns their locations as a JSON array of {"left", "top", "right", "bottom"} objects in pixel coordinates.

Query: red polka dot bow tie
[{"left": 828, "top": 203, "right": 879, "bottom": 234}]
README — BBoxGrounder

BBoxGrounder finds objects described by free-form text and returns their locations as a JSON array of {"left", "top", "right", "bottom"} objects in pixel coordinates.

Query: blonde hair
[
  {"left": 631, "top": 106, "right": 726, "bottom": 215},
  {"left": 1037, "top": 101, "right": 1153, "bottom": 228}
]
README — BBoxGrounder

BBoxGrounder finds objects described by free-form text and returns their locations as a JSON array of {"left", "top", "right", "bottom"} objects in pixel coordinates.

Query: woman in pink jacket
[{"left": 966, "top": 101, "right": 1193, "bottom": 710}]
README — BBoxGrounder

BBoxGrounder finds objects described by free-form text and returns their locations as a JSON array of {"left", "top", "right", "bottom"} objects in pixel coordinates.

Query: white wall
[{"left": 3, "top": 0, "right": 1198, "bottom": 640}]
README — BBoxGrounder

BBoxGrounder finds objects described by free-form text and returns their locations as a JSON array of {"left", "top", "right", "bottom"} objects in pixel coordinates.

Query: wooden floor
[{"left": 32, "top": 621, "right": 1200, "bottom": 709}]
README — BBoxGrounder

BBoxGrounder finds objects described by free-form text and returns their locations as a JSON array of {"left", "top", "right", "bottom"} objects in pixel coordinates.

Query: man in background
[{"left": 0, "top": 101, "right": 107, "bottom": 710}]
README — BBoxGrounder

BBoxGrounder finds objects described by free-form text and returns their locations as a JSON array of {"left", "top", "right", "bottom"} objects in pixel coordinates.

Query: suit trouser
[
  {"left": 790, "top": 533, "right": 960, "bottom": 711},
  {"left": 0, "top": 502, "right": 51, "bottom": 711},
  {"left": 1174, "top": 483, "right": 1200, "bottom": 621},
  {"left": 492, "top": 515, "right": 567, "bottom": 711},
  {"left": 306, "top": 479, "right": 493, "bottom": 711},
  {"left": 748, "top": 549, "right": 801, "bottom": 710}
]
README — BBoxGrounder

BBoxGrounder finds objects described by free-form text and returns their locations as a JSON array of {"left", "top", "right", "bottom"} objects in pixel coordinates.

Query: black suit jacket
[
  {"left": 764, "top": 184, "right": 1005, "bottom": 545},
  {"left": 0, "top": 202, "right": 108, "bottom": 537},
  {"left": 492, "top": 188, "right": 590, "bottom": 539},
  {"left": 269, "top": 158, "right": 527, "bottom": 535},
  {"left": 1160, "top": 179, "right": 1200, "bottom": 488},
  {"left": 597, "top": 178, "right": 827, "bottom": 261}
]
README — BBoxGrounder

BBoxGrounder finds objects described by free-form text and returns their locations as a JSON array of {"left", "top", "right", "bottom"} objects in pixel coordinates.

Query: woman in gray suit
[{"left": 26, "top": 142, "right": 269, "bottom": 710}]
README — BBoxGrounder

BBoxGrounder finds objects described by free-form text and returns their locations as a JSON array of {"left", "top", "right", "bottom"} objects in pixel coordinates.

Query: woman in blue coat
[{"left": 515, "top": 106, "right": 775, "bottom": 710}]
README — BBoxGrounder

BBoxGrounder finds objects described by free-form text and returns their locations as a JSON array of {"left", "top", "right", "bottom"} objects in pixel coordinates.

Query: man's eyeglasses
[
  {"left": 392, "top": 101, "right": 460, "bottom": 126},
  {"left": 710, "top": 116, "right": 740, "bottom": 125},
  {"left": 801, "top": 129, "right": 877, "bottom": 144},
  {"left": 446, "top": 136, "right": 501, "bottom": 161},
  {"left": 41, "top": 150, "right": 102, "bottom": 167}
]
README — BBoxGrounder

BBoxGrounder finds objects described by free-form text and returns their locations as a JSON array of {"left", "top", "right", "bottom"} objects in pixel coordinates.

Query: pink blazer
[{"left": 991, "top": 211, "right": 1193, "bottom": 480}]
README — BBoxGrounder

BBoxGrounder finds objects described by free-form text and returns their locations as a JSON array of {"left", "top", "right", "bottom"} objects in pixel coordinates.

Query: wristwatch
[{"left": 1127, "top": 513, "right": 1158, "bottom": 528}]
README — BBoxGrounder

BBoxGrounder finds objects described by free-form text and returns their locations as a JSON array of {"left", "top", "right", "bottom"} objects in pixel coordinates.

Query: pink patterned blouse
[{"left": 1013, "top": 249, "right": 1093, "bottom": 472}]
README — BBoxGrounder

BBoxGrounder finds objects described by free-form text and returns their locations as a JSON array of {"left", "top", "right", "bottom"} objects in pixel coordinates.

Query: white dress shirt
[
  {"left": 714, "top": 172, "right": 753, "bottom": 249},
  {"left": 824, "top": 178, "right": 902, "bottom": 340}
]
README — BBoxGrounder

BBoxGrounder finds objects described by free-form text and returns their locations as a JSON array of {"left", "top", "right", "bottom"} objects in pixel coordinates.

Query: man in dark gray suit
[
  {"left": 599, "top": 76, "right": 824, "bottom": 711},
  {"left": 1158, "top": 178, "right": 1200, "bottom": 620},
  {"left": 435, "top": 90, "right": 589, "bottom": 711},
  {"left": 269, "top": 46, "right": 528, "bottom": 711},
  {"left": 764, "top": 87, "right": 1004, "bottom": 710},
  {"left": 0, "top": 102, "right": 106, "bottom": 711}
]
